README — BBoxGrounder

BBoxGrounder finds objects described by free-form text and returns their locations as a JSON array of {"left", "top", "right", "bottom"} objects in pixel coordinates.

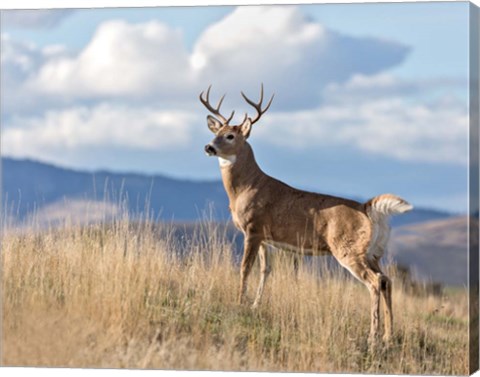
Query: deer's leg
[
  {"left": 370, "top": 258, "right": 393, "bottom": 343},
  {"left": 340, "top": 259, "right": 382, "bottom": 346},
  {"left": 380, "top": 275, "right": 393, "bottom": 342},
  {"left": 239, "top": 236, "right": 261, "bottom": 304},
  {"left": 368, "top": 278, "right": 381, "bottom": 346},
  {"left": 252, "top": 244, "right": 271, "bottom": 309}
]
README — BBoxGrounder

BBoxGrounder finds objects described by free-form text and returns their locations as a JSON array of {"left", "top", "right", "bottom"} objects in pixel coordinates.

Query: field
[{"left": 1, "top": 216, "right": 469, "bottom": 374}]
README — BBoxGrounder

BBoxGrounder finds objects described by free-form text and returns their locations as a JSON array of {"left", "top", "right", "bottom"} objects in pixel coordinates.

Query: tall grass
[{"left": 1, "top": 210, "right": 469, "bottom": 373}]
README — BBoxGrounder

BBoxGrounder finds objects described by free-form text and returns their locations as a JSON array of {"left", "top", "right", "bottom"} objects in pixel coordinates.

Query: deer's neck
[{"left": 219, "top": 143, "right": 264, "bottom": 201}]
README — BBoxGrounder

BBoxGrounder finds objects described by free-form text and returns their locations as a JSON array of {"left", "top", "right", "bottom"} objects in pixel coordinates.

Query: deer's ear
[
  {"left": 240, "top": 117, "right": 252, "bottom": 138},
  {"left": 207, "top": 115, "right": 224, "bottom": 134}
]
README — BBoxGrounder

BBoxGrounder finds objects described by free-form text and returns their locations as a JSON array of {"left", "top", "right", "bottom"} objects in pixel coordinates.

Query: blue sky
[{"left": 1, "top": 3, "right": 471, "bottom": 213}]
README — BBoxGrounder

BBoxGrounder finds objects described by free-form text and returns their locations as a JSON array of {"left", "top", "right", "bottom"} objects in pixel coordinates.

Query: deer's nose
[{"left": 205, "top": 144, "right": 217, "bottom": 156}]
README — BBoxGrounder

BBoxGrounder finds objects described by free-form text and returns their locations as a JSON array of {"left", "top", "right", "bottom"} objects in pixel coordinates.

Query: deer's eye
[{"left": 226, "top": 134, "right": 235, "bottom": 141}]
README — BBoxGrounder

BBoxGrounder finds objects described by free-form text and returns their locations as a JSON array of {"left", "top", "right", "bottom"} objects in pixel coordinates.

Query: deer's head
[{"left": 200, "top": 85, "right": 274, "bottom": 162}]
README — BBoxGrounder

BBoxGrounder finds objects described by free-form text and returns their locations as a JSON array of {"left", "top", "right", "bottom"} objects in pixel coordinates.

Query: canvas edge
[{"left": 469, "top": 1, "right": 480, "bottom": 375}]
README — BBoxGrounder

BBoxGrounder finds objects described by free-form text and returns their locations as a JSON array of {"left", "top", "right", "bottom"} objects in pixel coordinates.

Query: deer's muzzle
[{"left": 205, "top": 144, "right": 217, "bottom": 156}]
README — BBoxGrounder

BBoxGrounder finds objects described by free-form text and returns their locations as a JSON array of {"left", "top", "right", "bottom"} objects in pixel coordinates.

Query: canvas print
[{"left": 1, "top": 1, "right": 479, "bottom": 374}]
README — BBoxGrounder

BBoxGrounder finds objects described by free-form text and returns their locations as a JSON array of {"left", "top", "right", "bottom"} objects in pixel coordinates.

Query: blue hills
[{"left": 2, "top": 157, "right": 452, "bottom": 226}]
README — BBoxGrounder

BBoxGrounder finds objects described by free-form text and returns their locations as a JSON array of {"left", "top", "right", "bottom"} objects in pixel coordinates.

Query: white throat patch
[{"left": 218, "top": 155, "right": 237, "bottom": 167}]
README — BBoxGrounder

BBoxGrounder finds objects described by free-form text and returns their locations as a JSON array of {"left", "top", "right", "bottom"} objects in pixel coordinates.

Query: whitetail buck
[{"left": 200, "top": 85, "right": 413, "bottom": 345}]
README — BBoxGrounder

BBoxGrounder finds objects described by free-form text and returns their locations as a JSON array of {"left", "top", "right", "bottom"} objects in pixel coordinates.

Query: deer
[{"left": 200, "top": 84, "right": 413, "bottom": 345}]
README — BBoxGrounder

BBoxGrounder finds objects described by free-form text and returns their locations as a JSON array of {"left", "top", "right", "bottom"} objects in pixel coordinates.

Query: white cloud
[
  {"left": 2, "top": 9, "right": 74, "bottom": 29},
  {"left": 3, "top": 6, "right": 408, "bottom": 111},
  {"left": 324, "top": 72, "right": 467, "bottom": 102},
  {"left": 191, "top": 6, "right": 327, "bottom": 72},
  {"left": 1, "top": 35, "right": 72, "bottom": 113},
  {"left": 30, "top": 20, "right": 193, "bottom": 99},
  {"left": 192, "top": 6, "right": 409, "bottom": 109},
  {"left": 1, "top": 6, "right": 467, "bottom": 168},
  {"left": 255, "top": 74, "right": 468, "bottom": 164},
  {"left": 3, "top": 104, "right": 198, "bottom": 161},
  {"left": 4, "top": 75, "right": 468, "bottom": 167}
]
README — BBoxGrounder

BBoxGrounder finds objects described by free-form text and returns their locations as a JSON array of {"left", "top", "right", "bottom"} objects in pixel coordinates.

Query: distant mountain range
[
  {"left": 2, "top": 157, "right": 453, "bottom": 227},
  {"left": 389, "top": 216, "right": 474, "bottom": 286},
  {"left": 2, "top": 157, "right": 229, "bottom": 222}
]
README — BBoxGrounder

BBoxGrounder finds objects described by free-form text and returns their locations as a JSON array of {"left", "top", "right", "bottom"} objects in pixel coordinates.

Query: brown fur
[
  {"left": 202, "top": 89, "right": 412, "bottom": 347},
  {"left": 222, "top": 143, "right": 372, "bottom": 260}
]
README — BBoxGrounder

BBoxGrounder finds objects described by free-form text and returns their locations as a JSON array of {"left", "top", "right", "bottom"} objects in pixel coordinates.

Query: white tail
[
  {"left": 366, "top": 194, "right": 413, "bottom": 216},
  {"left": 365, "top": 194, "right": 413, "bottom": 263}
]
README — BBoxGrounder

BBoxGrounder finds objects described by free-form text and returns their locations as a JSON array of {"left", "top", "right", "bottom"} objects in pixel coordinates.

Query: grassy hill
[{"left": 2, "top": 219, "right": 468, "bottom": 373}]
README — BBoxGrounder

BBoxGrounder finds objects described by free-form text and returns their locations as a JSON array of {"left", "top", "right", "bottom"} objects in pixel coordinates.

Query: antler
[
  {"left": 199, "top": 85, "right": 235, "bottom": 125},
  {"left": 241, "top": 83, "right": 274, "bottom": 125}
]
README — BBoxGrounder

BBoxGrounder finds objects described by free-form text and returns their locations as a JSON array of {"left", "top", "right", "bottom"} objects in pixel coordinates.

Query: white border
[
  {"left": 0, "top": 0, "right": 476, "bottom": 10},
  {"left": 1, "top": 1, "right": 478, "bottom": 376}
]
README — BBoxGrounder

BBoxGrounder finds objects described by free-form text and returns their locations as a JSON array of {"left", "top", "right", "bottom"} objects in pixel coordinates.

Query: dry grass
[{"left": 1, "top": 215, "right": 469, "bottom": 374}]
